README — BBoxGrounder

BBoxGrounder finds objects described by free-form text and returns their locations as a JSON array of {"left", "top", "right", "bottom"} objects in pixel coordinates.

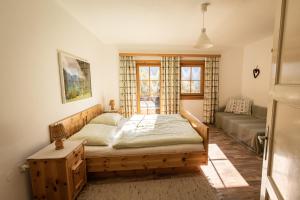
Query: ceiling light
[{"left": 194, "top": 3, "right": 213, "bottom": 49}]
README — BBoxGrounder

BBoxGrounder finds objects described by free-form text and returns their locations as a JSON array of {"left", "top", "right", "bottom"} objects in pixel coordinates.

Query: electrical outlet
[{"left": 19, "top": 163, "right": 29, "bottom": 172}]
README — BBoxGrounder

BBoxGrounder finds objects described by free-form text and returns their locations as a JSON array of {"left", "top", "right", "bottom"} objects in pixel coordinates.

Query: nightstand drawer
[
  {"left": 69, "top": 144, "right": 84, "bottom": 166},
  {"left": 72, "top": 159, "right": 85, "bottom": 194}
]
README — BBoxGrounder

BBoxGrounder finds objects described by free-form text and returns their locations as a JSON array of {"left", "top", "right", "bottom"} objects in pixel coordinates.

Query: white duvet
[{"left": 112, "top": 114, "right": 203, "bottom": 149}]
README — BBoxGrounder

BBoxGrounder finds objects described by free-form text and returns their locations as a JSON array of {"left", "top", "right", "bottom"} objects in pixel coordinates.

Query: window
[
  {"left": 180, "top": 62, "right": 204, "bottom": 99},
  {"left": 135, "top": 60, "right": 204, "bottom": 114},
  {"left": 137, "top": 63, "right": 160, "bottom": 114}
]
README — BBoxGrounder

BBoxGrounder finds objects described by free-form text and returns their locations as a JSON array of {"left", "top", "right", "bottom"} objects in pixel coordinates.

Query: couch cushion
[
  {"left": 215, "top": 110, "right": 266, "bottom": 155},
  {"left": 215, "top": 112, "right": 236, "bottom": 128},
  {"left": 235, "top": 122, "right": 266, "bottom": 154},
  {"left": 252, "top": 105, "right": 267, "bottom": 120},
  {"left": 215, "top": 112, "right": 252, "bottom": 130}
]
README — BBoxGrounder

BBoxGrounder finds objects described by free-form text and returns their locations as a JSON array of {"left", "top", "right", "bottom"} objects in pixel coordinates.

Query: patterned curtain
[
  {"left": 119, "top": 56, "right": 137, "bottom": 117},
  {"left": 203, "top": 57, "right": 220, "bottom": 124},
  {"left": 160, "top": 56, "right": 180, "bottom": 114}
]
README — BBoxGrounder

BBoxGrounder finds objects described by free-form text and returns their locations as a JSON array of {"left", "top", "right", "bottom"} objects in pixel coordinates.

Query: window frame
[
  {"left": 180, "top": 61, "right": 205, "bottom": 100},
  {"left": 136, "top": 60, "right": 161, "bottom": 114}
]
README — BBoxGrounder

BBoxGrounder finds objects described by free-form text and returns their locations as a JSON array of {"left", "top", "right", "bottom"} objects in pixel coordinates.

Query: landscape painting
[{"left": 58, "top": 51, "right": 92, "bottom": 103}]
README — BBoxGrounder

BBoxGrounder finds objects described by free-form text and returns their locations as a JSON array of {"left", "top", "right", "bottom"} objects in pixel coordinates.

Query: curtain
[
  {"left": 203, "top": 57, "right": 220, "bottom": 124},
  {"left": 119, "top": 56, "right": 137, "bottom": 117},
  {"left": 160, "top": 56, "right": 181, "bottom": 114}
]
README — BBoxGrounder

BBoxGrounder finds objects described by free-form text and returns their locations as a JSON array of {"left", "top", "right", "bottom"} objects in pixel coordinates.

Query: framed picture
[{"left": 58, "top": 51, "right": 92, "bottom": 103}]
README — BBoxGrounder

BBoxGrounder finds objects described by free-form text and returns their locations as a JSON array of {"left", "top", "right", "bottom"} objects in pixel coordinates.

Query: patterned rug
[{"left": 78, "top": 173, "right": 218, "bottom": 200}]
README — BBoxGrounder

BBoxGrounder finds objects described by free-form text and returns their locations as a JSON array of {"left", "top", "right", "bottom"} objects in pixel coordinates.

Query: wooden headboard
[{"left": 49, "top": 104, "right": 103, "bottom": 142}]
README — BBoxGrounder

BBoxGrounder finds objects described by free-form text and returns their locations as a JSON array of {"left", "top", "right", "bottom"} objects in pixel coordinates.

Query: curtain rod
[{"left": 119, "top": 53, "right": 221, "bottom": 58}]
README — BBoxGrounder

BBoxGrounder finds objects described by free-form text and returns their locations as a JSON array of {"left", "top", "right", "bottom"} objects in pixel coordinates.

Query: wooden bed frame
[{"left": 49, "top": 104, "right": 209, "bottom": 175}]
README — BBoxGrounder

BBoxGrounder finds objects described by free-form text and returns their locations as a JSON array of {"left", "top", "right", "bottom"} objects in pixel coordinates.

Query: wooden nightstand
[{"left": 27, "top": 140, "right": 86, "bottom": 200}]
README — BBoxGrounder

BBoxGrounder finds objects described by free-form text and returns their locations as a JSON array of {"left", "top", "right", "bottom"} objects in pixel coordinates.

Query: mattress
[
  {"left": 72, "top": 114, "right": 204, "bottom": 158},
  {"left": 85, "top": 143, "right": 205, "bottom": 158},
  {"left": 113, "top": 114, "right": 203, "bottom": 149}
]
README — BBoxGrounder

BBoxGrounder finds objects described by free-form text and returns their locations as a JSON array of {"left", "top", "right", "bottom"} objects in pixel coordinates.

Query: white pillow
[
  {"left": 234, "top": 98, "right": 252, "bottom": 115},
  {"left": 69, "top": 124, "right": 116, "bottom": 146},
  {"left": 224, "top": 98, "right": 239, "bottom": 113},
  {"left": 89, "top": 113, "right": 123, "bottom": 126}
]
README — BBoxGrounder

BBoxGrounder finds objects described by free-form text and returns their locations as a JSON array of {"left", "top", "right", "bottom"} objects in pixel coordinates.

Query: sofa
[{"left": 215, "top": 105, "right": 267, "bottom": 155}]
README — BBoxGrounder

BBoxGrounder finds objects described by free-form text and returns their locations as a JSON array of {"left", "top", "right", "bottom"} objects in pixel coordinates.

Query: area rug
[{"left": 78, "top": 173, "right": 218, "bottom": 200}]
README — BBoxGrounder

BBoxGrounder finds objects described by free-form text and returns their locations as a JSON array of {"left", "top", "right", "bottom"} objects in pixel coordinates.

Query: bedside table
[{"left": 27, "top": 140, "right": 86, "bottom": 200}]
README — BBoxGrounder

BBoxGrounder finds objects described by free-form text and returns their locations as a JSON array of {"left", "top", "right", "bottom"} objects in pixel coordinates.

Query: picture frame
[{"left": 58, "top": 51, "right": 92, "bottom": 103}]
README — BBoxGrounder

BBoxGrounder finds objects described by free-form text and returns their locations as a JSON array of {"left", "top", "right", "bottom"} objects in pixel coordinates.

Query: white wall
[
  {"left": 219, "top": 47, "right": 244, "bottom": 107},
  {"left": 181, "top": 100, "right": 204, "bottom": 120},
  {"left": 0, "top": 0, "right": 118, "bottom": 199},
  {"left": 241, "top": 36, "right": 273, "bottom": 106}
]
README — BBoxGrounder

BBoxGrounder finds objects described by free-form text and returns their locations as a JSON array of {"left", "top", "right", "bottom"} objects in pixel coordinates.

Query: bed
[{"left": 49, "top": 104, "right": 209, "bottom": 176}]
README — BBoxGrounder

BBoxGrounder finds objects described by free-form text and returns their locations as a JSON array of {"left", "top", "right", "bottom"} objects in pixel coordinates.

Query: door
[
  {"left": 136, "top": 62, "right": 161, "bottom": 114},
  {"left": 260, "top": 0, "right": 300, "bottom": 200}
]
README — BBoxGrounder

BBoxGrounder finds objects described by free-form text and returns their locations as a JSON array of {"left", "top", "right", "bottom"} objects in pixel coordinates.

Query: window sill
[{"left": 180, "top": 95, "right": 204, "bottom": 100}]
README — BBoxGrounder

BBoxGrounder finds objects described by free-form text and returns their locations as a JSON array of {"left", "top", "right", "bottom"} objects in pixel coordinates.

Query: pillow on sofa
[
  {"left": 69, "top": 124, "right": 116, "bottom": 146},
  {"left": 89, "top": 113, "right": 123, "bottom": 126},
  {"left": 224, "top": 98, "right": 239, "bottom": 113},
  {"left": 225, "top": 97, "right": 252, "bottom": 115},
  {"left": 234, "top": 98, "right": 252, "bottom": 115}
]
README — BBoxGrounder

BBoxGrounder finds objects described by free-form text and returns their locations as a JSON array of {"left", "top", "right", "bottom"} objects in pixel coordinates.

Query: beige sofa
[{"left": 215, "top": 105, "right": 267, "bottom": 155}]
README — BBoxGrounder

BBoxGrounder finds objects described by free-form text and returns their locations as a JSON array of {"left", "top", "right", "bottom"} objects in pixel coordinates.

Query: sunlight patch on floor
[
  {"left": 212, "top": 159, "right": 249, "bottom": 188},
  {"left": 208, "top": 143, "right": 228, "bottom": 160},
  {"left": 200, "top": 161, "right": 225, "bottom": 189},
  {"left": 201, "top": 144, "right": 249, "bottom": 189}
]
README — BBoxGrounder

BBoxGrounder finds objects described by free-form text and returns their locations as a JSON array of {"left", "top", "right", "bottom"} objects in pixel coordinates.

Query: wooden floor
[{"left": 205, "top": 126, "right": 263, "bottom": 200}]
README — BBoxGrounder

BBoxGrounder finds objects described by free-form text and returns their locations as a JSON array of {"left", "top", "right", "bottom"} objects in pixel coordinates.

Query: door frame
[{"left": 135, "top": 60, "right": 161, "bottom": 114}]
